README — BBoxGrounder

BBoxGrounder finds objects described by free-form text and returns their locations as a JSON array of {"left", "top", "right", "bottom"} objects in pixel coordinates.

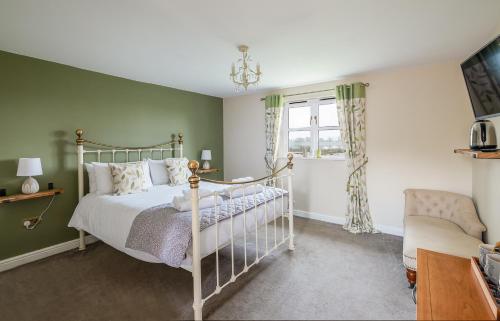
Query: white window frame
[{"left": 281, "top": 97, "right": 345, "bottom": 160}]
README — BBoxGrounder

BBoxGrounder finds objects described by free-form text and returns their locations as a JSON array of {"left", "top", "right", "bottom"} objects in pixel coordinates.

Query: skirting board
[
  {"left": 294, "top": 210, "right": 404, "bottom": 237},
  {"left": 0, "top": 235, "right": 99, "bottom": 273}
]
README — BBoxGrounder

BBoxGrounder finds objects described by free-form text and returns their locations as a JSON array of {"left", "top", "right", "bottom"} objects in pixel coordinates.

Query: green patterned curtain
[
  {"left": 264, "top": 95, "right": 284, "bottom": 176},
  {"left": 336, "top": 83, "right": 377, "bottom": 234}
]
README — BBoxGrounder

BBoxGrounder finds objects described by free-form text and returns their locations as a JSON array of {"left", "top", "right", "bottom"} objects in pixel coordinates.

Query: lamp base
[
  {"left": 22, "top": 177, "right": 39, "bottom": 194},
  {"left": 202, "top": 160, "right": 210, "bottom": 170}
]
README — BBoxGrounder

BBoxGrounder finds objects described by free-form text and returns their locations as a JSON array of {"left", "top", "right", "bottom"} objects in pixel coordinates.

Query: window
[{"left": 283, "top": 98, "right": 345, "bottom": 159}]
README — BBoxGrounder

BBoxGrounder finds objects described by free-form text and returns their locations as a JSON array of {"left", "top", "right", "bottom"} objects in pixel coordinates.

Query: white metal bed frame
[{"left": 74, "top": 129, "right": 295, "bottom": 320}]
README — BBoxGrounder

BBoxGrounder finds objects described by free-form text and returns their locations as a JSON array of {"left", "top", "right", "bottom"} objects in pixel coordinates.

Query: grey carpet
[{"left": 0, "top": 217, "right": 415, "bottom": 320}]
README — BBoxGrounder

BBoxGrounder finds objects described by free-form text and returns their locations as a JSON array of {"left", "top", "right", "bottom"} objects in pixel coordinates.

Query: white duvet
[{"left": 68, "top": 182, "right": 286, "bottom": 269}]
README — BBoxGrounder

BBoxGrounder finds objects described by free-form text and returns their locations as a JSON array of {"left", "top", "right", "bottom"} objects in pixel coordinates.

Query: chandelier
[{"left": 230, "top": 45, "right": 262, "bottom": 91}]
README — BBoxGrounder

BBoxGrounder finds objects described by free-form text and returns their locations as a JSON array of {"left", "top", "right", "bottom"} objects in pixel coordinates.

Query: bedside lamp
[
  {"left": 201, "top": 150, "right": 212, "bottom": 170},
  {"left": 17, "top": 158, "right": 43, "bottom": 194}
]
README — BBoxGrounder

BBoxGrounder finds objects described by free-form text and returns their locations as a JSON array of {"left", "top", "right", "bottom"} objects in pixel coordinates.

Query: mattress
[{"left": 68, "top": 182, "right": 287, "bottom": 269}]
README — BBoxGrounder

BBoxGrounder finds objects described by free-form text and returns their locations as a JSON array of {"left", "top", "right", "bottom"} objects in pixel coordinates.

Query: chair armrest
[{"left": 455, "top": 199, "right": 486, "bottom": 239}]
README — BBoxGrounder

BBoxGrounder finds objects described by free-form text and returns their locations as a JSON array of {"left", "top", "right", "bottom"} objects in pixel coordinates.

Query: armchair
[{"left": 402, "top": 189, "right": 486, "bottom": 287}]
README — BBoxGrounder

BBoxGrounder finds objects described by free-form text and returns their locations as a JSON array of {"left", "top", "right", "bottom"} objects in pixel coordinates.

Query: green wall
[{"left": 0, "top": 51, "right": 223, "bottom": 260}]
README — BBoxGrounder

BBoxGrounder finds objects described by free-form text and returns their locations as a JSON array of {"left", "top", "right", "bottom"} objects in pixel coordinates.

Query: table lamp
[
  {"left": 201, "top": 150, "right": 212, "bottom": 170},
  {"left": 17, "top": 158, "right": 43, "bottom": 194}
]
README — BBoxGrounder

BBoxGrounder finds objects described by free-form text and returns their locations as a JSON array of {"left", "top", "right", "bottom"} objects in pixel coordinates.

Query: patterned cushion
[
  {"left": 109, "top": 163, "right": 146, "bottom": 195},
  {"left": 165, "top": 158, "right": 190, "bottom": 186}
]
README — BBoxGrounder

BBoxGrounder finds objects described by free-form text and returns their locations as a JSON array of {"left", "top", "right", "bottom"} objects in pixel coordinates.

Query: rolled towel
[
  {"left": 173, "top": 194, "right": 223, "bottom": 212},
  {"left": 182, "top": 189, "right": 213, "bottom": 199},
  {"left": 232, "top": 177, "right": 254, "bottom": 182},
  {"left": 224, "top": 184, "right": 264, "bottom": 198}
]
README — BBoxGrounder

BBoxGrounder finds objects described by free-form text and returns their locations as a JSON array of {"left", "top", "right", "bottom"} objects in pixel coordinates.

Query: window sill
[{"left": 279, "top": 155, "right": 346, "bottom": 161}]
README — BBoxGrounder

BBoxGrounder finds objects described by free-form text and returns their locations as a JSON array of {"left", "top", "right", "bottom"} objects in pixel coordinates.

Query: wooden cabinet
[{"left": 417, "top": 249, "right": 497, "bottom": 320}]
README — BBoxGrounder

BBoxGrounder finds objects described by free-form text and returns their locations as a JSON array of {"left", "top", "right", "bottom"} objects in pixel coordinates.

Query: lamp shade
[
  {"left": 201, "top": 150, "right": 212, "bottom": 161},
  {"left": 17, "top": 158, "right": 43, "bottom": 177}
]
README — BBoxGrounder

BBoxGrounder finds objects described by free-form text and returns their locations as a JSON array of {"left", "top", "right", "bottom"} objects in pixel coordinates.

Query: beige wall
[
  {"left": 472, "top": 155, "right": 500, "bottom": 243},
  {"left": 224, "top": 60, "right": 474, "bottom": 234},
  {"left": 471, "top": 27, "right": 500, "bottom": 243}
]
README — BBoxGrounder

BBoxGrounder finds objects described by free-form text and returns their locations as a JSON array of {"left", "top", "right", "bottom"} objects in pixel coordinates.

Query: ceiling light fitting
[{"left": 230, "top": 45, "right": 262, "bottom": 91}]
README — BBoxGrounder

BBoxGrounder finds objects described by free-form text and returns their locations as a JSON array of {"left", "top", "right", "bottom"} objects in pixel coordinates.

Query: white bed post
[
  {"left": 188, "top": 160, "right": 203, "bottom": 321},
  {"left": 76, "top": 129, "right": 86, "bottom": 251},
  {"left": 178, "top": 133, "right": 184, "bottom": 158},
  {"left": 287, "top": 153, "right": 295, "bottom": 251}
]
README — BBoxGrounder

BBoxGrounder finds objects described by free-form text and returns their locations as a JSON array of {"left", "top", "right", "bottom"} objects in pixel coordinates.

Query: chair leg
[{"left": 406, "top": 268, "right": 416, "bottom": 288}]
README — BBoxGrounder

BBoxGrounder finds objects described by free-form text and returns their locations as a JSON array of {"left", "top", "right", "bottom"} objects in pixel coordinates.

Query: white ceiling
[{"left": 1, "top": 0, "right": 499, "bottom": 98}]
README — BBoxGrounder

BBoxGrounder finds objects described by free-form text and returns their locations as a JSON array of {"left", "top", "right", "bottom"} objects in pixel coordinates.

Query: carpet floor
[{"left": 0, "top": 217, "right": 415, "bottom": 320}]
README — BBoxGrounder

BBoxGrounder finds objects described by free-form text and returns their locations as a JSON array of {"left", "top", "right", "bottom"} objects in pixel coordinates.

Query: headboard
[{"left": 75, "top": 129, "right": 184, "bottom": 200}]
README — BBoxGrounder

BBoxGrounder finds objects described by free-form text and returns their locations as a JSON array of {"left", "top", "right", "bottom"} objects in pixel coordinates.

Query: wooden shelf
[
  {"left": 197, "top": 168, "right": 221, "bottom": 174},
  {"left": 454, "top": 149, "right": 500, "bottom": 159},
  {"left": 0, "top": 188, "right": 64, "bottom": 204}
]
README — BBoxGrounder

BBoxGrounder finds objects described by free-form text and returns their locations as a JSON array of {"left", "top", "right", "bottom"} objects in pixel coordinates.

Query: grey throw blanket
[{"left": 125, "top": 187, "right": 287, "bottom": 268}]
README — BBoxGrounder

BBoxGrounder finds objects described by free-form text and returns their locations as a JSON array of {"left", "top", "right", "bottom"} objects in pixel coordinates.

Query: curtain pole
[{"left": 259, "top": 83, "right": 369, "bottom": 101}]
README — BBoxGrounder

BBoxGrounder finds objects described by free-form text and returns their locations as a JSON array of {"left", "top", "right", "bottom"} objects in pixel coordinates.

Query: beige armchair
[{"left": 403, "top": 189, "right": 486, "bottom": 287}]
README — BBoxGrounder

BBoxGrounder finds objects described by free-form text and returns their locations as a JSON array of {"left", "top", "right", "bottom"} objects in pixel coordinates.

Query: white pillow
[
  {"left": 148, "top": 159, "right": 169, "bottom": 185},
  {"left": 85, "top": 163, "right": 97, "bottom": 193},
  {"left": 92, "top": 162, "right": 113, "bottom": 195},
  {"left": 140, "top": 161, "right": 153, "bottom": 189},
  {"left": 92, "top": 161, "right": 152, "bottom": 194}
]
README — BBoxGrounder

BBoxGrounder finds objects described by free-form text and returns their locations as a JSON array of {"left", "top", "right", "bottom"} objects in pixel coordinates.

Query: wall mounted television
[{"left": 461, "top": 35, "right": 500, "bottom": 120}]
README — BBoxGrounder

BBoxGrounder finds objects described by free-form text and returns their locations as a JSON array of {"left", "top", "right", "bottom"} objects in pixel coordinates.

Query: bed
[
  {"left": 69, "top": 129, "right": 295, "bottom": 320},
  {"left": 69, "top": 182, "right": 289, "bottom": 268}
]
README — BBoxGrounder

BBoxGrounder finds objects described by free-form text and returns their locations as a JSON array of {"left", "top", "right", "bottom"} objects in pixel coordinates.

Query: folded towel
[
  {"left": 224, "top": 184, "right": 264, "bottom": 198},
  {"left": 232, "top": 177, "right": 254, "bottom": 182},
  {"left": 484, "top": 253, "right": 500, "bottom": 286},
  {"left": 479, "top": 243, "right": 499, "bottom": 267},
  {"left": 181, "top": 188, "right": 213, "bottom": 199},
  {"left": 173, "top": 194, "right": 223, "bottom": 212}
]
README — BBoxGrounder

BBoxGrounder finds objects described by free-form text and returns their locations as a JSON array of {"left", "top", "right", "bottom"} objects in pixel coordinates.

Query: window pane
[
  {"left": 289, "top": 106, "right": 311, "bottom": 129},
  {"left": 289, "top": 131, "right": 311, "bottom": 153},
  {"left": 318, "top": 103, "right": 338, "bottom": 127},
  {"left": 318, "top": 130, "right": 344, "bottom": 155}
]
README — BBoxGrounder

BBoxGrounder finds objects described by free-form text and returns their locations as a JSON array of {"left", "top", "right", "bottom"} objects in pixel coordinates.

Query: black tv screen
[{"left": 461, "top": 35, "right": 500, "bottom": 119}]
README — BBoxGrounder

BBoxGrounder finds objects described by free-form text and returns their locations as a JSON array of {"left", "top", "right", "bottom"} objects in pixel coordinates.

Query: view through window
[{"left": 285, "top": 98, "right": 345, "bottom": 158}]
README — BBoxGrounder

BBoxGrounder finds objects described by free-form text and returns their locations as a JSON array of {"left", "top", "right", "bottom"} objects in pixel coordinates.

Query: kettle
[{"left": 470, "top": 120, "right": 498, "bottom": 151}]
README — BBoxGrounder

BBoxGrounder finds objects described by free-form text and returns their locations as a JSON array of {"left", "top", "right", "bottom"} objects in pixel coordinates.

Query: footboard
[{"left": 188, "top": 154, "right": 295, "bottom": 320}]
